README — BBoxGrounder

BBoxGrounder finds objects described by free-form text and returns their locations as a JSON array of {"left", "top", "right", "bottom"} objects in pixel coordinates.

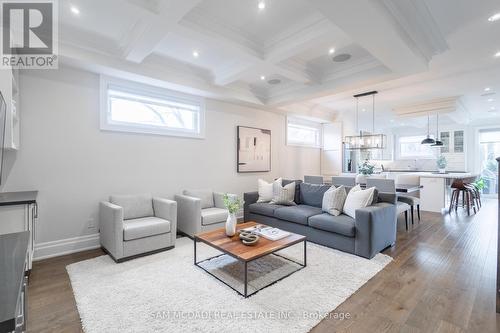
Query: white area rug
[{"left": 67, "top": 237, "right": 392, "bottom": 333}]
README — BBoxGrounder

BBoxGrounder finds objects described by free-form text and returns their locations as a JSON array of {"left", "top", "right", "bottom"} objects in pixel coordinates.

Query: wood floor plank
[{"left": 27, "top": 201, "right": 499, "bottom": 332}]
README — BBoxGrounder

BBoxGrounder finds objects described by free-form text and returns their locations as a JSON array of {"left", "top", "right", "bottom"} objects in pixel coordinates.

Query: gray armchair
[
  {"left": 99, "top": 194, "right": 177, "bottom": 262},
  {"left": 175, "top": 189, "right": 237, "bottom": 237}
]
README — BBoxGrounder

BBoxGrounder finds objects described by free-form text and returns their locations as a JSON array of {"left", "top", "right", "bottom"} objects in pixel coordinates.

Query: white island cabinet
[{"left": 418, "top": 173, "right": 478, "bottom": 213}]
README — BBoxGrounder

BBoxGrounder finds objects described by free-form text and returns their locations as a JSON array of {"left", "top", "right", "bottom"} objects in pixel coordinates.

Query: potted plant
[
  {"left": 436, "top": 155, "right": 447, "bottom": 173},
  {"left": 358, "top": 159, "right": 375, "bottom": 176},
  {"left": 223, "top": 194, "right": 243, "bottom": 236}
]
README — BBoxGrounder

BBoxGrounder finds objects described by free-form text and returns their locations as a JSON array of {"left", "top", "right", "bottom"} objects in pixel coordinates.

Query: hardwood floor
[{"left": 27, "top": 200, "right": 499, "bottom": 332}]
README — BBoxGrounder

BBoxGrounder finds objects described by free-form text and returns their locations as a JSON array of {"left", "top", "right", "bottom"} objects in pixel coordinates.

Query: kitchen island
[{"left": 417, "top": 172, "right": 478, "bottom": 213}]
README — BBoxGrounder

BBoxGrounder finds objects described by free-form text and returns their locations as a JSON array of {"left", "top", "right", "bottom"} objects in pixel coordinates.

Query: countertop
[
  {"left": 0, "top": 191, "right": 38, "bottom": 206},
  {"left": 415, "top": 172, "right": 479, "bottom": 179},
  {"left": 0, "top": 231, "right": 29, "bottom": 332}
]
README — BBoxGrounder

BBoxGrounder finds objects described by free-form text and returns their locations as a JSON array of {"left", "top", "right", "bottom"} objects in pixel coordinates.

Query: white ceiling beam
[
  {"left": 59, "top": 42, "right": 265, "bottom": 106},
  {"left": 176, "top": 14, "right": 330, "bottom": 85},
  {"left": 309, "top": 0, "right": 429, "bottom": 74},
  {"left": 122, "top": 0, "right": 202, "bottom": 63}
]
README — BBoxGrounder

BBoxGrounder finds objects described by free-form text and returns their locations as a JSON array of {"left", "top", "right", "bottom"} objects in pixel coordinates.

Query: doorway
[{"left": 479, "top": 129, "right": 500, "bottom": 196}]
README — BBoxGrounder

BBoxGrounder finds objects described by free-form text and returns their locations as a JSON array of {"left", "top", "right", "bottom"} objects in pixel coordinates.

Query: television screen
[{"left": 0, "top": 91, "right": 6, "bottom": 185}]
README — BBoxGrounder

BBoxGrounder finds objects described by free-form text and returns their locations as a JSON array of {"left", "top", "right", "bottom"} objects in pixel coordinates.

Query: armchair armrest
[
  {"left": 354, "top": 202, "right": 396, "bottom": 259},
  {"left": 213, "top": 192, "right": 238, "bottom": 209},
  {"left": 243, "top": 191, "right": 259, "bottom": 221},
  {"left": 153, "top": 197, "right": 177, "bottom": 220},
  {"left": 153, "top": 197, "right": 177, "bottom": 240},
  {"left": 99, "top": 201, "right": 124, "bottom": 260},
  {"left": 174, "top": 194, "right": 201, "bottom": 237}
]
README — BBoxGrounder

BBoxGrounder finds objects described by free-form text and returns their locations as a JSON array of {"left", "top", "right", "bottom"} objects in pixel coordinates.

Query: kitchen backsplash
[{"left": 372, "top": 152, "right": 466, "bottom": 171}]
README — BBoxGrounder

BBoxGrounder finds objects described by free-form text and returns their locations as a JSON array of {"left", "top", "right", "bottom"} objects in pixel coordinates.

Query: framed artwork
[{"left": 237, "top": 126, "right": 271, "bottom": 173}]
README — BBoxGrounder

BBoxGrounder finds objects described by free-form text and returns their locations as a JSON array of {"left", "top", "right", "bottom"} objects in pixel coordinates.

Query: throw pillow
[
  {"left": 343, "top": 185, "right": 376, "bottom": 219},
  {"left": 257, "top": 178, "right": 282, "bottom": 203},
  {"left": 270, "top": 181, "right": 296, "bottom": 206},
  {"left": 322, "top": 185, "right": 347, "bottom": 216}
]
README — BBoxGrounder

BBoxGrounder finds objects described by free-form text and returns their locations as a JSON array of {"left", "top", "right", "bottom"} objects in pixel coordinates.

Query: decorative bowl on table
[{"left": 239, "top": 230, "right": 259, "bottom": 246}]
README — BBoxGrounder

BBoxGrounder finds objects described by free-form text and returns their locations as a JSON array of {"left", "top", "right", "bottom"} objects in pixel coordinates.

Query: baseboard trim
[{"left": 34, "top": 233, "right": 100, "bottom": 261}]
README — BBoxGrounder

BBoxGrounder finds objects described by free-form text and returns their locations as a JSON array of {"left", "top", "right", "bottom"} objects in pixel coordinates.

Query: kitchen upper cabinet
[
  {"left": 440, "top": 131, "right": 450, "bottom": 153},
  {"left": 439, "top": 129, "right": 464, "bottom": 154},
  {"left": 453, "top": 130, "right": 464, "bottom": 153}
]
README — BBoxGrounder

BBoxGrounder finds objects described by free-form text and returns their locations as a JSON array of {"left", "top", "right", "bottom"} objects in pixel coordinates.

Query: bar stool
[{"left": 449, "top": 180, "right": 477, "bottom": 215}]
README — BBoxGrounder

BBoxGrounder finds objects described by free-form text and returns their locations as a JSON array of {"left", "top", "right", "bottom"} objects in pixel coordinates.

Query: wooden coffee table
[{"left": 194, "top": 221, "right": 306, "bottom": 298}]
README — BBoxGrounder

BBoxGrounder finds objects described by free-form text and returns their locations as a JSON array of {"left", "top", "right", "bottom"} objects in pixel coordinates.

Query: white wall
[{"left": 0, "top": 66, "right": 320, "bottom": 252}]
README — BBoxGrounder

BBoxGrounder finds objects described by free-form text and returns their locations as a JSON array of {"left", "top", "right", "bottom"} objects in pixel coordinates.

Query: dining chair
[
  {"left": 395, "top": 174, "right": 421, "bottom": 223},
  {"left": 366, "top": 178, "right": 412, "bottom": 230},
  {"left": 304, "top": 175, "right": 324, "bottom": 184},
  {"left": 331, "top": 176, "right": 356, "bottom": 187}
]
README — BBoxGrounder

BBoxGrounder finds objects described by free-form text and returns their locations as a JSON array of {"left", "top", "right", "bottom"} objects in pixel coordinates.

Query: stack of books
[{"left": 241, "top": 225, "right": 290, "bottom": 241}]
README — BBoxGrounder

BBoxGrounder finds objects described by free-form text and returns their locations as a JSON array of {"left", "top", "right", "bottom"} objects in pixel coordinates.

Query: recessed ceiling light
[
  {"left": 488, "top": 13, "right": 500, "bottom": 22},
  {"left": 485, "top": 87, "right": 491, "bottom": 92},
  {"left": 260, "top": 75, "right": 266, "bottom": 81},
  {"left": 258, "top": 1, "right": 265, "bottom": 10},
  {"left": 361, "top": 108, "right": 366, "bottom": 112},
  {"left": 70, "top": 5, "right": 80, "bottom": 15},
  {"left": 328, "top": 48, "right": 335, "bottom": 55},
  {"left": 192, "top": 50, "right": 199, "bottom": 58},
  {"left": 491, "top": 107, "right": 496, "bottom": 111},
  {"left": 495, "top": 51, "right": 500, "bottom": 58},
  {"left": 488, "top": 98, "right": 495, "bottom": 102},
  {"left": 390, "top": 119, "right": 395, "bottom": 123}
]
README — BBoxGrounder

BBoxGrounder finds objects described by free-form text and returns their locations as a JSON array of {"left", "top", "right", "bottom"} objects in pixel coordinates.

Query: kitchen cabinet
[
  {"left": 322, "top": 123, "right": 342, "bottom": 175},
  {"left": 439, "top": 129, "right": 465, "bottom": 154},
  {"left": 453, "top": 130, "right": 464, "bottom": 153}
]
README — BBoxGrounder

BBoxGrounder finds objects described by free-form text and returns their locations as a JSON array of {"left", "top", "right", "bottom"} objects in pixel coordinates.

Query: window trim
[
  {"left": 286, "top": 117, "right": 322, "bottom": 148},
  {"left": 99, "top": 75, "right": 205, "bottom": 139}
]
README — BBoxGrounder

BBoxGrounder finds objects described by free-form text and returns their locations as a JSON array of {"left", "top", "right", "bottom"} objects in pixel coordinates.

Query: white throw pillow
[
  {"left": 257, "top": 178, "right": 282, "bottom": 203},
  {"left": 270, "top": 181, "right": 296, "bottom": 206},
  {"left": 322, "top": 185, "right": 347, "bottom": 216},
  {"left": 342, "top": 185, "right": 376, "bottom": 219}
]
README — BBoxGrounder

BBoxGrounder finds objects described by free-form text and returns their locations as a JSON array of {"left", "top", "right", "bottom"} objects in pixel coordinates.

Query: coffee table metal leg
[
  {"left": 194, "top": 238, "right": 197, "bottom": 265},
  {"left": 244, "top": 261, "right": 248, "bottom": 297},
  {"left": 304, "top": 240, "right": 307, "bottom": 267}
]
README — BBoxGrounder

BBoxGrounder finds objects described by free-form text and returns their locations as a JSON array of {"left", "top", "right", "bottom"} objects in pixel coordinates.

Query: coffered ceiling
[{"left": 57, "top": 0, "right": 500, "bottom": 122}]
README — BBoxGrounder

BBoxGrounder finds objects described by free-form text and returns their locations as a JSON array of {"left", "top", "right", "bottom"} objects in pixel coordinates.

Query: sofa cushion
[
  {"left": 248, "top": 203, "right": 283, "bottom": 217},
  {"left": 343, "top": 185, "right": 376, "bottom": 219},
  {"left": 184, "top": 189, "right": 214, "bottom": 209},
  {"left": 257, "top": 178, "right": 282, "bottom": 203},
  {"left": 283, "top": 179, "right": 302, "bottom": 204},
  {"left": 110, "top": 194, "right": 154, "bottom": 220},
  {"left": 201, "top": 207, "right": 228, "bottom": 226},
  {"left": 274, "top": 205, "right": 323, "bottom": 225},
  {"left": 322, "top": 186, "right": 347, "bottom": 216},
  {"left": 123, "top": 216, "right": 171, "bottom": 241},
  {"left": 270, "top": 181, "right": 296, "bottom": 206},
  {"left": 308, "top": 213, "right": 356, "bottom": 237},
  {"left": 299, "top": 183, "right": 331, "bottom": 208}
]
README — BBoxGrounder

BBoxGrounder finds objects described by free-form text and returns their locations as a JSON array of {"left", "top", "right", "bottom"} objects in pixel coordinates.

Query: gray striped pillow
[
  {"left": 322, "top": 185, "right": 347, "bottom": 216},
  {"left": 270, "top": 182, "right": 297, "bottom": 206}
]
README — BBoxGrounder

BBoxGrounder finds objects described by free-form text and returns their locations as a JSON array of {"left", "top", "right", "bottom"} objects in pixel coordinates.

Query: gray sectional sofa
[{"left": 244, "top": 180, "right": 397, "bottom": 259}]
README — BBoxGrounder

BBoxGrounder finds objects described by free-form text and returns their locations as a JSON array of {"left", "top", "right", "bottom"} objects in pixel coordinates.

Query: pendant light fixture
[
  {"left": 344, "top": 91, "right": 386, "bottom": 150},
  {"left": 431, "top": 113, "right": 443, "bottom": 147},
  {"left": 421, "top": 114, "right": 436, "bottom": 145}
]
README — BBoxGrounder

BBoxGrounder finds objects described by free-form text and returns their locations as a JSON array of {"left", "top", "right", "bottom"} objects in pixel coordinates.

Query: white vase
[
  {"left": 225, "top": 213, "right": 237, "bottom": 237},
  {"left": 438, "top": 168, "right": 446, "bottom": 174}
]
